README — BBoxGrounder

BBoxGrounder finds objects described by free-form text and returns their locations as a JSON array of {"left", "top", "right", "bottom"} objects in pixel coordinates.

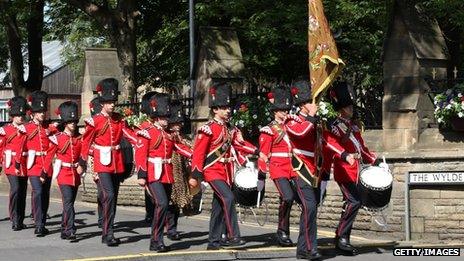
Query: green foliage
[
  {"left": 433, "top": 83, "right": 464, "bottom": 128},
  {"left": 230, "top": 94, "right": 272, "bottom": 141}
]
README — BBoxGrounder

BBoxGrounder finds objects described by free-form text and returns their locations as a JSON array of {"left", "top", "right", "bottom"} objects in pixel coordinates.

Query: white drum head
[
  {"left": 234, "top": 167, "right": 258, "bottom": 189},
  {"left": 360, "top": 166, "right": 393, "bottom": 189}
]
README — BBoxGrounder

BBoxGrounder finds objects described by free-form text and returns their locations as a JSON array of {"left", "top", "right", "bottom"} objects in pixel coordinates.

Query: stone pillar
[{"left": 80, "top": 48, "right": 123, "bottom": 121}]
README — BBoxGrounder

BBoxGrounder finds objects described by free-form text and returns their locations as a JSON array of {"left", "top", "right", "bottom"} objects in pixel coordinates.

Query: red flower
[
  {"left": 89, "top": 102, "right": 94, "bottom": 109},
  {"left": 150, "top": 99, "right": 157, "bottom": 107},
  {"left": 267, "top": 92, "right": 274, "bottom": 100},
  {"left": 27, "top": 96, "right": 32, "bottom": 102},
  {"left": 124, "top": 108, "right": 133, "bottom": 116},
  {"left": 239, "top": 103, "right": 248, "bottom": 112},
  {"left": 55, "top": 108, "right": 60, "bottom": 116},
  {"left": 96, "top": 84, "right": 103, "bottom": 92},
  {"left": 291, "top": 87, "right": 299, "bottom": 96},
  {"left": 460, "top": 96, "right": 464, "bottom": 102},
  {"left": 209, "top": 87, "right": 216, "bottom": 95},
  {"left": 26, "top": 109, "right": 32, "bottom": 116},
  {"left": 7, "top": 100, "right": 12, "bottom": 107}
]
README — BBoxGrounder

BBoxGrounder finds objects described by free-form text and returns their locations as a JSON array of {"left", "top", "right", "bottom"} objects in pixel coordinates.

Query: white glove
[
  {"left": 201, "top": 181, "right": 209, "bottom": 191},
  {"left": 80, "top": 172, "right": 87, "bottom": 178},
  {"left": 245, "top": 161, "right": 255, "bottom": 169},
  {"left": 379, "top": 162, "right": 389, "bottom": 171}
]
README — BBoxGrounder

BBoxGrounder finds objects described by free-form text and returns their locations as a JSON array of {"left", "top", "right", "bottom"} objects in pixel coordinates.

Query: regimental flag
[{"left": 308, "top": 0, "right": 345, "bottom": 101}]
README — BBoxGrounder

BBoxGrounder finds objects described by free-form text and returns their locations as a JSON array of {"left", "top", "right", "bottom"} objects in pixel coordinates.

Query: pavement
[{"left": 0, "top": 190, "right": 462, "bottom": 261}]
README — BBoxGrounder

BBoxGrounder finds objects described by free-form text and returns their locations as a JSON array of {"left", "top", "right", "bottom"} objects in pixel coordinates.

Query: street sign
[{"left": 409, "top": 172, "right": 464, "bottom": 185}]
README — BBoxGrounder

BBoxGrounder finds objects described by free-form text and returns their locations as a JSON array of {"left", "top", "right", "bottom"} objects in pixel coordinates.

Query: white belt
[
  {"left": 219, "top": 157, "right": 234, "bottom": 163},
  {"left": 292, "top": 149, "right": 314, "bottom": 157},
  {"left": 7, "top": 152, "right": 28, "bottom": 156},
  {"left": 61, "top": 162, "right": 79, "bottom": 168},
  {"left": 148, "top": 157, "right": 172, "bottom": 164},
  {"left": 27, "top": 151, "right": 47, "bottom": 156},
  {"left": 270, "top": 152, "right": 293, "bottom": 158},
  {"left": 94, "top": 144, "right": 120, "bottom": 151}
]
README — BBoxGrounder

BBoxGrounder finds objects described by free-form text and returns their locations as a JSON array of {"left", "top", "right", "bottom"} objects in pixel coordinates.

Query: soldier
[
  {"left": 135, "top": 93, "right": 192, "bottom": 252},
  {"left": 0, "top": 97, "right": 28, "bottom": 231},
  {"left": 325, "top": 81, "right": 377, "bottom": 256},
  {"left": 257, "top": 86, "right": 297, "bottom": 248},
  {"left": 49, "top": 101, "right": 82, "bottom": 240},
  {"left": 285, "top": 80, "right": 356, "bottom": 260},
  {"left": 79, "top": 78, "right": 137, "bottom": 247},
  {"left": 20, "top": 91, "right": 55, "bottom": 237},
  {"left": 165, "top": 99, "right": 193, "bottom": 241},
  {"left": 189, "top": 82, "right": 257, "bottom": 250}
]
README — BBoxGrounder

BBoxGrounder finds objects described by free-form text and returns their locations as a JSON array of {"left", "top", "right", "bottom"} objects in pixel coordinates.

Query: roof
[{"left": 0, "top": 40, "right": 65, "bottom": 86}]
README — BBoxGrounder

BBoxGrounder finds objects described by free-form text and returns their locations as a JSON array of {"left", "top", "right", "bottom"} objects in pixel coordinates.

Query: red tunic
[
  {"left": 326, "top": 117, "right": 376, "bottom": 183},
  {"left": 0, "top": 124, "right": 27, "bottom": 175},
  {"left": 257, "top": 121, "right": 296, "bottom": 180},
  {"left": 191, "top": 119, "right": 257, "bottom": 184},
  {"left": 49, "top": 132, "right": 82, "bottom": 186},
  {"left": 20, "top": 121, "right": 56, "bottom": 177},
  {"left": 80, "top": 112, "right": 137, "bottom": 174},
  {"left": 135, "top": 121, "right": 192, "bottom": 184}
]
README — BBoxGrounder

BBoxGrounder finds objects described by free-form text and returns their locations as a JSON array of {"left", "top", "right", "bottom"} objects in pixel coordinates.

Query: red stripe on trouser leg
[
  {"left": 99, "top": 180, "right": 109, "bottom": 236},
  {"left": 273, "top": 180, "right": 286, "bottom": 231},
  {"left": 148, "top": 185, "right": 161, "bottom": 241},
  {"left": 295, "top": 183, "right": 312, "bottom": 251},
  {"left": 210, "top": 182, "right": 234, "bottom": 238}
]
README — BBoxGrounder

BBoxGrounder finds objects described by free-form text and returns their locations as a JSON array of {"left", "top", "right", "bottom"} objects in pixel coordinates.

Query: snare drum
[
  {"left": 359, "top": 165, "right": 393, "bottom": 211},
  {"left": 233, "top": 166, "right": 265, "bottom": 207}
]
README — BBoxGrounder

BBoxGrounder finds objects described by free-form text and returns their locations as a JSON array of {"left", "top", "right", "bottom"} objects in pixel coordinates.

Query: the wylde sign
[{"left": 409, "top": 172, "right": 464, "bottom": 185}]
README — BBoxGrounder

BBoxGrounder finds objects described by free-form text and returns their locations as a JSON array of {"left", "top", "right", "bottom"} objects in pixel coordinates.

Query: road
[{"left": 0, "top": 193, "right": 462, "bottom": 261}]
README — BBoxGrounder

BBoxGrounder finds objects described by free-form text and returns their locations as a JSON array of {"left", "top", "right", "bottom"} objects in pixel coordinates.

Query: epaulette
[
  {"left": 260, "top": 126, "right": 273, "bottom": 135},
  {"left": 17, "top": 125, "right": 26, "bottom": 134},
  {"left": 0, "top": 127, "right": 5, "bottom": 136},
  {"left": 286, "top": 114, "right": 302, "bottom": 123},
  {"left": 49, "top": 134, "right": 59, "bottom": 145},
  {"left": 198, "top": 124, "right": 212, "bottom": 135},
  {"left": 136, "top": 129, "right": 151, "bottom": 139},
  {"left": 84, "top": 117, "right": 94, "bottom": 127}
]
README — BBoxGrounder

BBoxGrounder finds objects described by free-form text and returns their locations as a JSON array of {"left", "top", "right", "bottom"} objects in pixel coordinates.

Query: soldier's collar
[
  {"left": 153, "top": 122, "right": 164, "bottom": 130},
  {"left": 299, "top": 111, "right": 308, "bottom": 117},
  {"left": 213, "top": 117, "right": 225, "bottom": 125},
  {"left": 32, "top": 119, "right": 41, "bottom": 126}
]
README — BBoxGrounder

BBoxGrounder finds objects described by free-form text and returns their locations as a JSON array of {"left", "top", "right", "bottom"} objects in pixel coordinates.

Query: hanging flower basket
[{"left": 433, "top": 83, "right": 464, "bottom": 130}]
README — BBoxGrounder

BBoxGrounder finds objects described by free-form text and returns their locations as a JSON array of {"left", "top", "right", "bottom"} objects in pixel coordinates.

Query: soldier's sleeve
[
  {"left": 0, "top": 128, "right": 5, "bottom": 167},
  {"left": 174, "top": 142, "right": 192, "bottom": 158},
  {"left": 286, "top": 116, "right": 315, "bottom": 136},
  {"left": 355, "top": 131, "right": 376, "bottom": 164},
  {"left": 80, "top": 118, "right": 97, "bottom": 166},
  {"left": 232, "top": 128, "right": 257, "bottom": 155},
  {"left": 122, "top": 121, "right": 138, "bottom": 146},
  {"left": 323, "top": 129, "right": 350, "bottom": 163},
  {"left": 257, "top": 129, "right": 272, "bottom": 174},
  {"left": 15, "top": 126, "right": 28, "bottom": 171},
  {"left": 135, "top": 130, "right": 150, "bottom": 179},
  {"left": 191, "top": 126, "right": 212, "bottom": 181},
  {"left": 45, "top": 135, "right": 59, "bottom": 174}
]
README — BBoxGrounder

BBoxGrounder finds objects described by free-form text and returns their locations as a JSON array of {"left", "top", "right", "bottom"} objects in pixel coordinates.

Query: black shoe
[
  {"left": 297, "top": 250, "right": 322, "bottom": 260},
  {"left": 61, "top": 233, "right": 67, "bottom": 239},
  {"left": 35, "top": 227, "right": 49, "bottom": 237},
  {"left": 221, "top": 238, "right": 246, "bottom": 248},
  {"left": 277, "top": 232, "right": 294, "bottom": 247},
  {"left": 145, "top": 216, "right": 153, "bottom": 224},
  {"left": 336, "top": 237, "right": 358, "bottom": 256},
  {"left": 98, "top": 221, "right": 102, "bottom": 229},
  {"left": 12, "top": 224, "right": 26, "bottom": 231},
  {"left": 102, "top": 236, "right": 120, "bottom": 247},
  {"left": 207, "top": 243, "right": 222, "bottom": 250},
  {"left": 149, "top": 243, "right": 170, "bottom": 252},
  {"left": 167, "top": 232, "right": 181, "bottom": 241},
  {"left": 67, "top": 233, "right": 77, "bottom": 240}
]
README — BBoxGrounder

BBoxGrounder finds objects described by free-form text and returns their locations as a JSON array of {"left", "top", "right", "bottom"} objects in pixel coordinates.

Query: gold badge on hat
[
  {"left": 286, "top": 98, "right": 289, "bottom": 105},
  {"left": 227, "top": 97, "right": 230, "bottom": 103},
  {"left": 178, "top": 111, "right": 182, "bottom": 118},
  {"left": 40, "top": 101, "right": 44, "bottom": 107},
  {"left": 71, "top": 112, "right": 75, "bottom": 118},
  {"left": 111, "top": 90, "right": 115, "bottom": 96}
]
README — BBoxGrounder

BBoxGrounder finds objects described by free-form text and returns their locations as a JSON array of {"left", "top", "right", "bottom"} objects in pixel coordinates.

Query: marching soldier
[
  {"left": 165, "top": 99, "right": 193, "bottom": 241},
  {"left": 285, "top": 80, "right": 355, "bottom": 260},
  {"left": 189, "top": 82, "right": 257, "bottom": 250},
  {"left": 257, "top": 86, "right": 296, "bottom": 247},
  {"left": 0, "top": 97, "right": 28, "bottom": 231},
  {"left": 135, "top": 93, "right": 192, "bottom": 252},
  {"left": 20, "top": 91, "right": 55, "bottom": 237},
  {"left": 49, "top": 101, "right": 82, "bottom": 240},
  {"left": 325, "top": 81, "right": 377, "bottom": 256},
  {"left": 79, "top": 78, "right": 137, "bottom": 246}
]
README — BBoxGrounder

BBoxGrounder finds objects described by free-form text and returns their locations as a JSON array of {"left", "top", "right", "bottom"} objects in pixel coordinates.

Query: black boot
[
  {"left": 149, "top": 241, "right": 170, "bottom": 252},
  {"left": 336, "top": 236, "right": 358, "bottom": 256},
  {"left": 167, "top": 232, "right": 181, "bottom": 241},
  {"left": 221, "top": 237, "right": 246, "bottom": 248},
  {"left": 297, "top": 250, "right": 322, "bottom": 260},
  {"left": 277, "top": 231, "right": 293, "bottom": 247},
  {"left": 102, "top": 235, "right": 120, "bottom": 247},
  {"left": 35, "top": 227, "right": 49, "bottom": 237}
]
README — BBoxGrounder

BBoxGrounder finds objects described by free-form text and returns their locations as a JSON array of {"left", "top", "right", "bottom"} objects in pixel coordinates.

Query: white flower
[
  {"left": 446, "top": 89, "right": 452, "bottom": 95},
  {"left": 267, "top": 117, "right": 272, "bottom": 121},
  {"left": 450, "top": 100, "right": 456, "bottom": 104},
  {"left": 459, "top": 112, "right": 464, "bottom": 118},
  {"left": 459, "top": 93, "right": 463, "bottom": 98},
  {"left": 265, "top": 112, "right": 270, "bottom": 116},
  {"left": 446, "top": 104, "right": 452, "bottom": 110},
  {"left": 258, "top": 125, "right": 262, "bottom": 129},
  {"left": 238, "top": 120, "right": 244, "bottom": 125},
  {"left": 252, "top": 114, "right": 258, "bottom": 119},
  {"left": 233, "top": 109, "right": 237, "bottom": 113},
  {"left": 438, "top": 118, "right": 443, "bottom": 123}
]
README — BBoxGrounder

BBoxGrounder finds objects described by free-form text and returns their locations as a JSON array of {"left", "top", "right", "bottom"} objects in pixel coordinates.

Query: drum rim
[{"left": 360, "top": 166, "right": 393, "bottom": 191}]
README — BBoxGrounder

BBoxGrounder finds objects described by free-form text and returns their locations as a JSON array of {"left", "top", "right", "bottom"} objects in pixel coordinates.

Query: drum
[
  {"left": 233, "top": 166, "right": 265, "bottom": 207},
  {"left": 359, "top": 165, "right": 393, "bottom": 211}
]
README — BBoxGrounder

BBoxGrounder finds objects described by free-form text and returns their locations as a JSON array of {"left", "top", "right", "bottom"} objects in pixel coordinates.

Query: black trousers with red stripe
[
  {"left": 59, "top": 185, "right": 78, "bottom": 236},
  {"left": 7, "top": 175, "right": 28, "bottom": 227},
  {"left": 208, "top": 180, "right": 240, "bottom": 244},
  {"left": 97, "top": 173, "right": 121, "bottom": 239},
  {"left": 335, "top": 182, "right": 362, "bottom": 239},
  {"left": 166, "top": 204, "right": 180, "bottom": 236},
  {"left": 294, "top": 177, "right": 318, "bottom": 253},
  {"left": 147, "top": 181, "right": 172, "bottom": 246},
  {"left": 29, "top": 176, "right": 51, "bottom": 229},
  {"left": 273, "top": 177, "right": 297, "bottom": 237}
]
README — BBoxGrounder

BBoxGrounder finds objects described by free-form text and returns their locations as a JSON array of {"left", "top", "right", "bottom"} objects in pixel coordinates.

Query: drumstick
[{"left": 256, "top": 190, "right": 261, "bottom": 208}]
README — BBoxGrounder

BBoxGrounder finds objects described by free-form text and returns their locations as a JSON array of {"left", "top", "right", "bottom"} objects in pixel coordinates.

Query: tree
[
  {"left": 0, "top": 0, "right": 45, "bottom": 97},
  {"left": 61, "top": 0, "right": 140, "bottom": 101}
]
